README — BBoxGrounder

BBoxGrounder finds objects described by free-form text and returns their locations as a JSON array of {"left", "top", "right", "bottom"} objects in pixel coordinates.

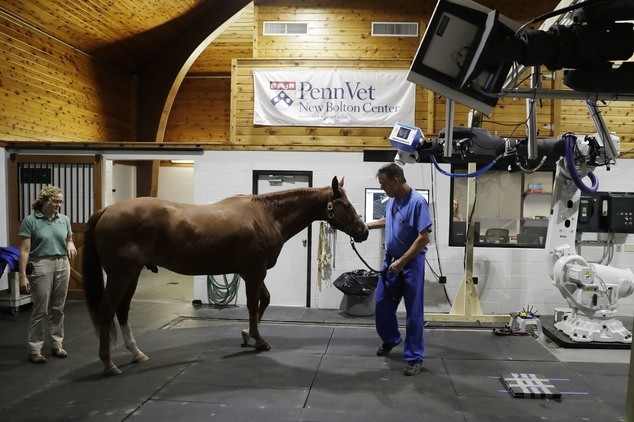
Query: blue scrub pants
[{"left": 374, "top": 253, "right": 425, "bottom": 362}]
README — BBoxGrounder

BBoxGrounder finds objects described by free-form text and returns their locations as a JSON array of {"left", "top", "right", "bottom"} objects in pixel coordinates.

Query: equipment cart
[{"left": 0, "top": 272, "right": 32, "bottom": 315}]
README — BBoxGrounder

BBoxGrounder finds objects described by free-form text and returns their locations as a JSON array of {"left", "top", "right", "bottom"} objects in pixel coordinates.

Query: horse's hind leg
[
  {"left": 97, "top": 300, "right": 122, "bottom": 376},
  {"left": 98, "top": 269, "right": 142, "bottom": 376},
  {"left": 98, "top": 323, "right": 121, "bottom": 376},
  {"left": 116, "top": 273, "right": 149, "bottom": 364}
]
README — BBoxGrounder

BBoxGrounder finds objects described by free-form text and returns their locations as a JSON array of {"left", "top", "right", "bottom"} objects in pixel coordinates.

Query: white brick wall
[
  {"left": 157, "top": 166, "right": 194, "bottom": 204},
  {"left": 192, "top": 150, "right": 634, "bottom": 318}
]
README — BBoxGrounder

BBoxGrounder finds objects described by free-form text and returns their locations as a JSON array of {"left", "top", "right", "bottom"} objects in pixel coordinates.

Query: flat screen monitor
[
  {"left": 407, "top": 0, "right": 520, "bottom": 115},
  {"left": 450, "top": 220, "right": 480, "bottom": 246},
  {"left": 364, "top": 188, "right": 430, "bottom": 223}
]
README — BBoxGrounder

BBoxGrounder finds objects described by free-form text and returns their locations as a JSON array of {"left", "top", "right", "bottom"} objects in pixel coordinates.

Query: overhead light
[{"left": 170, "top": 160, "right": 195, "bottom": 164}]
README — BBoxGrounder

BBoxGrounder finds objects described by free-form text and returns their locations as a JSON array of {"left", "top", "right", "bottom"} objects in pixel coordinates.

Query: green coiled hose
[{"left": 206, "top": 273, "right": 240, "bottom": 306}]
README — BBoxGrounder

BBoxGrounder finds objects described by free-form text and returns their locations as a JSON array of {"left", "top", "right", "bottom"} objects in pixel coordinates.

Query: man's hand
[{"left": 388, "top": 258, "right": 405, "bottom": 274}]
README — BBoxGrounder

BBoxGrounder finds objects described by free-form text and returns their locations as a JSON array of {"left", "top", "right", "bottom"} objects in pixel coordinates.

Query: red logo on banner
[{"left": 270, "top": 81, "right": 296, "bottom": 90}]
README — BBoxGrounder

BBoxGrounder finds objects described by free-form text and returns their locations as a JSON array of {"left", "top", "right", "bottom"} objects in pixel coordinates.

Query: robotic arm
[
  {"left": 391, "top": 126, "right": 634, "bottom": 343},
  {"left": 551, "top": 252, "right": 634, "bottom": 342},
  {"left": 397, "top": 0, "right": 634, "bottom": 343},
  {"left": 546, "top": 132, "right": 634, "bottom": 343}
]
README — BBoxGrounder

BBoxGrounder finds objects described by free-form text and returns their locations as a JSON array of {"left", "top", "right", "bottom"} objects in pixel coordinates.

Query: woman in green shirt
[{"left": 18, "top": 186, "right": 77, "bottom": 364}]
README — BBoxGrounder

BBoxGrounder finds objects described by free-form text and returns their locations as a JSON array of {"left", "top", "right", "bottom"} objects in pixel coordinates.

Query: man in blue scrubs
[{"left": 367, "top": 163, "right": 432, "bottom": 376}]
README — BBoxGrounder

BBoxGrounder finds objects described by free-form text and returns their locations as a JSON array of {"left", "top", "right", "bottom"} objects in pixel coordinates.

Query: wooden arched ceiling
[{"left": 0, "top": 0, "right": 252, "bottom": 142}]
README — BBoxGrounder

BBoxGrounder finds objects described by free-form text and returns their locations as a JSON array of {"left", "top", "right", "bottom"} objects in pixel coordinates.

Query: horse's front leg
[
  {"left": 257, "top": 283, "right": 271, "bottom": 323},
  {"left": 120, "top": 323, "right": 149, "bottom": 364},
  {"left": 241, "top": 278, "right": 271, "bottom": 351}
]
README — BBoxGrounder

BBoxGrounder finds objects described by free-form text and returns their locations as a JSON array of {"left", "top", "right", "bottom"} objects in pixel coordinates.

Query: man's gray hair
[{"left": 377, "top": 163, "right": 406, "bottom": 183}]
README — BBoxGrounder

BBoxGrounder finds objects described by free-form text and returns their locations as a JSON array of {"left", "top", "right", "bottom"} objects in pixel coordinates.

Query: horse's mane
[{"left": 252, "top": 186, "right": 331, "bottom": 216}]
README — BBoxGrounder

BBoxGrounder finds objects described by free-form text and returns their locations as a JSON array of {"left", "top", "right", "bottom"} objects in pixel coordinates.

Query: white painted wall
[
  {"left": 191, "top": 150, "right": 427, "bottom": 310},
  {"left": 104, "top": 161, "right": 194, "bottom": 206},
  {"left": 111, "top": 162, "right": 136, "bottom": 204},
  {"left": 157, "top": 166, "right": 194, "bottom": 204},
  {"left": 191, "top": 150, "right": 634, "bottom": 318}
]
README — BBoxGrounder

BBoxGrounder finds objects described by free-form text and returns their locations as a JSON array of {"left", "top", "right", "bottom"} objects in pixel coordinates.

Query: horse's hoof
[
  {"left": 132, "top": 354, "right": 149, "bottom": 363},
  {"left": 103, "top": 366, "right": 122, "bottom": 376},
  {"left": 255, "top": 342, "right": 271, "bottom": 351},
  {"left": 241, "top": 329, "right": 251, "bottom": 345}
]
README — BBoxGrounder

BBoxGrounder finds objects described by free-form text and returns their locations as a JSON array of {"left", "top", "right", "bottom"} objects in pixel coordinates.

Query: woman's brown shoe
[
  {"left": 51, "top": 348, "right": 67, "bottom": 358},
  {"left": 29, "top": 354, "right": 47, "bottom": 363}
]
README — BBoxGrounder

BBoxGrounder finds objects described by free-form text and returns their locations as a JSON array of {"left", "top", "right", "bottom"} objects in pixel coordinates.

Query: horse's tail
[{"left": 83, "top": 207, "right": 115, "bottom": 337}]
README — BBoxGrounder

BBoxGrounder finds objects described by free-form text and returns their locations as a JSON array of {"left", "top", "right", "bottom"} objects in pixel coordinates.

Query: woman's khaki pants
[{"left": 27, "top": 256, "right": 70, "bottom": 355}]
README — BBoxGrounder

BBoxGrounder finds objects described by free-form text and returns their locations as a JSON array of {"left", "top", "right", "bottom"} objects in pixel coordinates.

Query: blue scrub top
[{"left": 384, "top": 189, "right": 432, "bottom": 258}]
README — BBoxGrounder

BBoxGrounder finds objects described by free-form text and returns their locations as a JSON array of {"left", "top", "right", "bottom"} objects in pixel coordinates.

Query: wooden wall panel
[
  {"left": 189, "top": 2, "right": 254, "bottom": 75},
  {"left": 223, "top": 0, "right": 633, "bottom": 154},
  {"left": 254, "top": 0, "right": 425, "bottom": 60},
  {"left": 0, "top": 14, "right": 134, "bottom": 143},
  {"left": 238, "top": 0, "right": 429, "bottom": 151},
  {"left": 2, "top": 0, "right": 633, "bottom": 155},
  {"left": 560, "top": 98, "right": 634, "bottom": 148},
  {"left": 224, "top": 0, "right": 577, "bottom": 152},
  {"left": 231, "top": 58, "right": 418, "bottom": 151},
  {"left": 0, "top": 0, "right": 226, "bottom": 74},
  {"left": 481, "top": 74, "right": 556, "bottom": 140},
  {"left": 165, "top": 77, "right": 231, "bottom": 143}
]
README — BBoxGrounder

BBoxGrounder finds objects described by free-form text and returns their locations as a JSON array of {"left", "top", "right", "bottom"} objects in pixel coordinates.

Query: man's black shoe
[
  {"left": 404, "top": 361, "right": 422, "bottom": 376},
  {"left": 376, "top": 342, "right": 397, "bottom": 356}
]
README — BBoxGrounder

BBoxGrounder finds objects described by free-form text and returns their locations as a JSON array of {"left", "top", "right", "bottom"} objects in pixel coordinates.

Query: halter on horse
[{"left": 83, "top": 176, "right": 368, "bottom": 375}]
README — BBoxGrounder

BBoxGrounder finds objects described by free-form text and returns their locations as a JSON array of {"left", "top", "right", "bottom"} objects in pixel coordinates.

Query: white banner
[{"left": 253, "top": 69, "right": 415, "bottom": 127}]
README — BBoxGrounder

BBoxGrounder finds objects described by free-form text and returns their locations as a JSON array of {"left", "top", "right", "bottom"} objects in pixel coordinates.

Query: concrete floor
[{"left": 0, "top": 269, "right": 631, "bottom": 421}]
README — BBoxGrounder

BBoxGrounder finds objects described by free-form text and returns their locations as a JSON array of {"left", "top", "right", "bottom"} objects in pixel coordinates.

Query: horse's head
[{"left": 326, "top": 176, "right": 369, "bottom": 242}]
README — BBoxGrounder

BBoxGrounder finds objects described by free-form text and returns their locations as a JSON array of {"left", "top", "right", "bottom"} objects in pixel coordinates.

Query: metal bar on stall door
[
  {"left": 71, "top": 163, "right": 75, "bottom": 222},
  {"left": 89, "top": 162, "right": 93, "bottom": 220},
  {"left": 73, "top": 164, "right": 82, "bottom": 223},
  {"left": 82, "top": 164, "right": 86, "bottom": 222},
  {"left": 77, "top": 163, "right": 81, "bottom": 223},
  {"left": 67, "top": 163, "right": 71, "bottom": 222},
  {"left": 56, "top": 163, "right": 62, "bottom": 219},
  {"left": 21, "top": 164, "right": 27, "bottom": 221},
  {"left": 26, "top": 164, "right": 31, "bottom": 220}
]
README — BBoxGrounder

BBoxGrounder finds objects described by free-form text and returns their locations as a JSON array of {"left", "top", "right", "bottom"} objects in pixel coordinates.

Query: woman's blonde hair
[{"left": 32, "top": 186, "right": 63, "bottom": 211}]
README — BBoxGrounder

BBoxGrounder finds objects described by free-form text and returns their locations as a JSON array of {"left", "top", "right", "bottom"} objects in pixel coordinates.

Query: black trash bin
[{"left": 333, "top": 270, "right": 379, "bottom": 316}]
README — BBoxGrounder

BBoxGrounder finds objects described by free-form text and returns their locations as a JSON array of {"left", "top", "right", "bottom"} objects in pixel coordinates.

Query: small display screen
[
  {"left": 396, "top": 127, "right": 411, "bottom": 140},
  {"left": 364, "top": 188, "right": 430, "bottom": 223}
]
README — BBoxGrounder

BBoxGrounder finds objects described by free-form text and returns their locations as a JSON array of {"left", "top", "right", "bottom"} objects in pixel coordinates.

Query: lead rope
[
  {"left": 349, "top": 237, "right": 380, "bottom": 273},
  {"left": 332, "top": 228, "right": 337, "bottom": 269},
  {"left": 317, "top": 221, "right": 332, "bottom": 289}
]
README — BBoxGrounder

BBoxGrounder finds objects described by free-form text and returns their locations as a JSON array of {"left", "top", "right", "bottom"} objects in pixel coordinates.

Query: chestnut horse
[{"left": 83, "top": 176, "right": 368, "bottom": 375}]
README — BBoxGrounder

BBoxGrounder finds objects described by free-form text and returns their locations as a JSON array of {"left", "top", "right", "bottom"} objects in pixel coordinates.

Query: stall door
[
  {"left": 255, "top": 171, "right": 311, "bottom": 307},
  {"left": 8, "top": 155, "right": 103, "bottom": 299}
]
